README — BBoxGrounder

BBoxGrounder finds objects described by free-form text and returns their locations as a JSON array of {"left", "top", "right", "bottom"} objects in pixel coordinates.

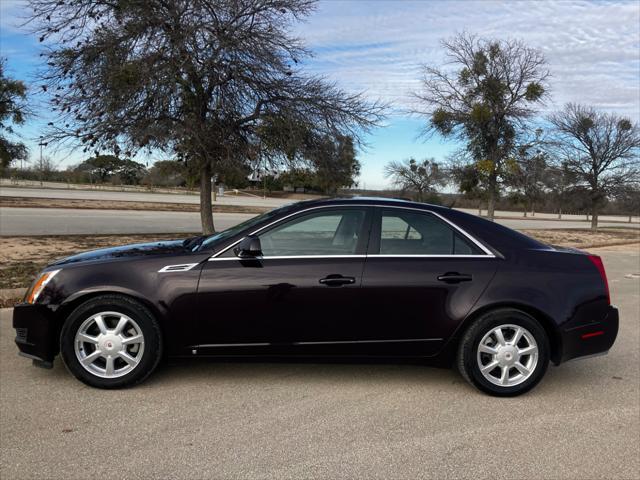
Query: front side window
[
  {"left": 378, "top": 209, "right": 482, "bottom": 255},
  {"left": 258, "top": 208, "right": 366, "bottom": 257},
  {"left": 198, "top": 203, "right": 296, "bottom": 251}
]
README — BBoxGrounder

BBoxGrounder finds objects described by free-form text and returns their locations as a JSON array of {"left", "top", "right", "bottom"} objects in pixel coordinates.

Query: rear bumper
[
  {"left": 559, "top": 305, "right": 619, "bottom": 363},
  {"left": 12, "top": 303, "right": 59, "bottom": 364}
]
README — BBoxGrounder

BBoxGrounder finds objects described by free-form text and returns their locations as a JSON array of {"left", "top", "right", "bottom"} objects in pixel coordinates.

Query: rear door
[{"left": 360, "top": 207, "right": 498, "bottom": 356}]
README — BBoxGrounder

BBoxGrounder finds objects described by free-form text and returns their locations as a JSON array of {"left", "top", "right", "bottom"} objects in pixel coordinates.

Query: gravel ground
[{"left": 1, "top": 249, "right": 638, "bottom": 480}]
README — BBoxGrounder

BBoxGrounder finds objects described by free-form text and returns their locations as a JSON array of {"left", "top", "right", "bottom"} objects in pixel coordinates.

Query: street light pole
[
  {"left": 263, "top": 154, "right": 267, "bottom": 200},
  {"left": 38, "top": 137, "right": 45, "bottom": 187}
]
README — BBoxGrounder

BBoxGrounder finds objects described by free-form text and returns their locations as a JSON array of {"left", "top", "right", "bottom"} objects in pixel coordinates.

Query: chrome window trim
[
  {"left": 253, "top": 255, "right": 366, "bottom": 260},
  {"left": 371, "top": 254, "right": 493, "bottom": 259},
  {"left": 210, "top": 255, "right": 366, "bottom": 261},
  {"left": 209, "top": 254, "right": 492, "bottom": 262},
  {"left": 208, "top": 204, "right": 495, "bottom": 261}
]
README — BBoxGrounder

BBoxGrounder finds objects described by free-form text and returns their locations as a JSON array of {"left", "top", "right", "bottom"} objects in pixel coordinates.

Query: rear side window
[{"left": 378, "top": 209, "right": 482, "bottom": 255}]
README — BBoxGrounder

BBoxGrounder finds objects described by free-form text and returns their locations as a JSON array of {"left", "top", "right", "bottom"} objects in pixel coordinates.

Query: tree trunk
[
  {"left": 557, "top": 208, "right": 562, "bottom": 220},
  {"left": 199, "top": 163, "right": 215, "bottom": 235},
  {"left": 591, "top": 205, "right": 598, "bottom": 231},
  {"left": 487, "top": 192, "right": 496, "bottom": 221},
  {"left": 486, "top": 171, "right": 497, "bottom": 221},
  {"left": 629, "top": 215, "right": 632, "bottom": 223}
]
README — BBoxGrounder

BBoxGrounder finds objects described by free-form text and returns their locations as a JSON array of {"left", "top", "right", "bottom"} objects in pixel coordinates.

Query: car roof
[{"left": 288, "top": 196, "right": 450, "bottom": 212}]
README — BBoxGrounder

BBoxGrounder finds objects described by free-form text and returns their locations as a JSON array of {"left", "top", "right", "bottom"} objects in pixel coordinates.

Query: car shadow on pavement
[
  {"left": 145, "top": 357, "right": 468, "bottom": 389},
  {"left": 37, "top": 352, "right": 605, "bottom": 396}
]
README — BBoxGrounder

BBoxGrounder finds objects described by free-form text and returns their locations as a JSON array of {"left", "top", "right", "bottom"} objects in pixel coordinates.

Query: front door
[{"left": 194, "top": 207, "right": 372, "bottom": 355}]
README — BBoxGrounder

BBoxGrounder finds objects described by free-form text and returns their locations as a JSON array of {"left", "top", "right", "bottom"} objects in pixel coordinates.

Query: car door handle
[
  {"left": 437, "top": 272, "right": 473, "bottom": 284},
  {"left": 319, "top": 275, "right": 356, "bottom": 287}
]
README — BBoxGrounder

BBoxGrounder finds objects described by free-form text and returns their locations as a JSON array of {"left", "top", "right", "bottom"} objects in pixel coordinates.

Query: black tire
[
  {"left": 60, "top": 294, "right": 163, "bottom": 389},
  {"left": 456, "top": 309, "right": 550, "bottom": 397}
]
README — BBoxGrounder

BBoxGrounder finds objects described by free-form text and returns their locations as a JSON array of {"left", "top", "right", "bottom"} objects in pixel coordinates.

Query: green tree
[
  {"left": 117, "top": 158, "right": 147, "bottom": 185},
  {"left": 548, "top": 103, "right": 640, "bottom": 230},
  {"left": 76, "top": 155, "right": 122, "bottom": 182},
  {"left": 29, "top": 0, "right": 384, "bottom": 234},
  {"left": 143, "top": 160, "right": 188, "bottom": 187},
  {"left": 414, "top": 33, "right": 548, "bottom": 219},
  {"left": 268, "top": 132, "right": 360, "bottom": 195},
  {"left": 75, "top": 154, "right": 146, "bottom": 184},
  {"left": 306, "top": 135, "right": 360, "bottom": 194},
  {"left": 278, "top": 168, "right": 316, "bottom": 191},
  {"left": 384, "top": 158, "right": 445, "bottom": 202},
  {"left": 448, "top": 159, "right": 488, "bottom": 214},
  {"left": 0, "top": 59, "right": 29, "bottom": 171}
]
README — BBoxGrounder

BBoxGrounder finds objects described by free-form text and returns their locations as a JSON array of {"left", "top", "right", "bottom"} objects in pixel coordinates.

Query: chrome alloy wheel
[
  {"left": 476, "top": 324, "right": 539, "bottom": 387},
  {"left": 74, "top": 311, "right": 145, "bottom": 379}
]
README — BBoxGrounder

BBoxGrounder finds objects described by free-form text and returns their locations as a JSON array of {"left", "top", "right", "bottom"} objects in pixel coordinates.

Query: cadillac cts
[{"left": 13, "top": 198, "right": 618, "bottom": 396}]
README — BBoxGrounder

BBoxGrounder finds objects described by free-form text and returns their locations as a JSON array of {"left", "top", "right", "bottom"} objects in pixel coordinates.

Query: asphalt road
[
  {"left": 1, "top": 185, "right": 291, "bottom": 208},
  {"left": 3, "top": 184, "right": 640, "bottom": 222},
  {"left": 1, "top": 249, "right": 639, "bottom": 480},
  {"left": 0, "top": 208, "right": 255, "bottom": 235},
  {"left": 2, "top": 206, "right": 638, "bottom": 235}
]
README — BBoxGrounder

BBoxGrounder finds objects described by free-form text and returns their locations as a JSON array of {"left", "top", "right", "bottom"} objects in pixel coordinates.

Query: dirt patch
[
  {"left": 0, "top": 196, "right": 268, "bottom": 214},
  {"left": 522, "top": 228, "right": 640, "bottom": 250},
  {"left": 0, "top": 233, "right": 194, "bottom": 291}
]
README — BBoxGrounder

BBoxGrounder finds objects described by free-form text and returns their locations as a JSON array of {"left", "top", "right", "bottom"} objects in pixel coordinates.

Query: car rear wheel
[
  {"left": 60, "top": 294, "right": 162, "bottom": 388},
  {"left": 457, "top": 309, "right": 550, "bottom": 396}
]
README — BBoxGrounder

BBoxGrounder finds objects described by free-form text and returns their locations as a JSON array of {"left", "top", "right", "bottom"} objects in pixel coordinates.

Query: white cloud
[
  {"left": 0, "top": 0, "right": 28, "bottom": 33},
  {"left": 297, "top": 0, "right": 640, "bottom": 118}
]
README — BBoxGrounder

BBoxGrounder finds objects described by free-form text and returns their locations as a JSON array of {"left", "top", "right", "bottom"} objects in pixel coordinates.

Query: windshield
[{"left": 197, "top": 204, "right": 295, "bottom": 251}]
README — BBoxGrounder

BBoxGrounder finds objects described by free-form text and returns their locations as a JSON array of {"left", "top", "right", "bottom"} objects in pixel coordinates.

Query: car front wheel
[
  {"left": 60, "top": 294, "right": 162, "bottom": 388},
  {"left": 457, "top": 309, "right": 550, "bottom": 396}
]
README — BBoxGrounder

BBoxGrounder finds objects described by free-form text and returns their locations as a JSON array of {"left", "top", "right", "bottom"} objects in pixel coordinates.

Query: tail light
[{"left": 588, "top": 255, "right": 610, "bottom": 305}]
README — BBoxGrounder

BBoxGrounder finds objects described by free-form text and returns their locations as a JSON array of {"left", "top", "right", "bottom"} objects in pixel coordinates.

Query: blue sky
[{"left": 1, "top": 0, "right": 639, "bottom": 189}]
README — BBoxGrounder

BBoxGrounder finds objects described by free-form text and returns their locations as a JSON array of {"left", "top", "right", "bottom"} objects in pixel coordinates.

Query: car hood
[{"left": 49, "top": 239, "right": 192, "bottom": 267}]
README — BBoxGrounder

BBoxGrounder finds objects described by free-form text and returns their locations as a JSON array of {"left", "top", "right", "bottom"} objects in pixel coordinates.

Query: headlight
[{"left": 24, "top": 269, "right": 61, "bottom": 304}]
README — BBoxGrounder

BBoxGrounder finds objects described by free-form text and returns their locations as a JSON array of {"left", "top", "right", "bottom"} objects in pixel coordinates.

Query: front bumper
[
  {"left": 12, "top": 302, "right": 59, "bottom": 366},
  {"left": 559, "top": 305, "right": 619, "bottom": 363}
]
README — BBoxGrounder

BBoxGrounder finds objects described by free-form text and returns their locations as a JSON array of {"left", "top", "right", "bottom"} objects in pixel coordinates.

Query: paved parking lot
[{"left": 1, "top": 249, "right": 638, "bottom": 479}]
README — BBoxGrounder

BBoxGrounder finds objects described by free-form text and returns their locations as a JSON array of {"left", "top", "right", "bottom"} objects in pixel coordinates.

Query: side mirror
[{"left": 233, "top": 235, "right": 262, "bottom": 258}]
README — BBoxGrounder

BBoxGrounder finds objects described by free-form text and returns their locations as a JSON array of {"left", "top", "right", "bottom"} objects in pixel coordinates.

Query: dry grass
[
  {"left": 0, "top": 233, "right": 193, "bottom": 290},
  {"left": 523, "top": 228, "right": 640, "bottom": 249}
]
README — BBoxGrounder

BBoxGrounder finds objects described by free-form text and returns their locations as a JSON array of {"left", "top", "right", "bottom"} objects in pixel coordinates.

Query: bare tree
[
  {"left": 505, "top": 133, "right": 548, "bottom": 217},
  {"left": 614, "top": 185, "right": 640, "bottom": 223},
  {"left": 543, "top": 161, "right": 579, "bottom": 219},
  {"left": 413, "top": 33, "right": 549, "bottom": 220},
  {"left": 27, "top": 0, "right": 384, "bottom": 234},
  {"left": 384, "top": 158, "right": 445, "bottom": 202},
  {"left": 548, "top": 103, "right": 640, "bottom": 230}
]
